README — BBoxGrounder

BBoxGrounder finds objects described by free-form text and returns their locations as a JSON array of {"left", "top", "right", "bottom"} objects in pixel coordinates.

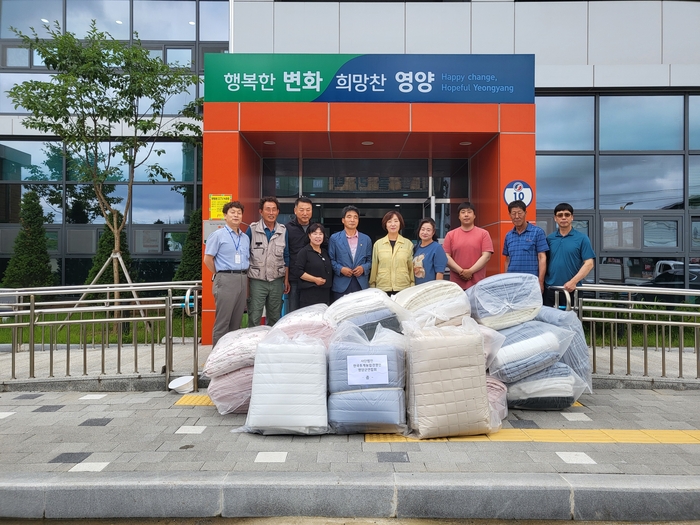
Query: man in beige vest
[{"left": 245, "top": 196, "right": 289, "bottom": 326}]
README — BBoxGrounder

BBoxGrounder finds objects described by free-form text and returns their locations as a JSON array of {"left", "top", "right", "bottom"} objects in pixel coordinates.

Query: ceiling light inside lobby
[
  {"left": 459, "top": 141, "right": 472, "bottom": 146},
  {"left": 361, "top": 141, "right": 374, "bottom": 146},
  {"left": 263, "top": 141, "right": 276, "bottom": 145}
]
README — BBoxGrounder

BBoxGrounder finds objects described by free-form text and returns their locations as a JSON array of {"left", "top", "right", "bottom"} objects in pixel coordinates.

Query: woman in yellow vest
[{"left": 369, "top": 211, "right": 414, "bottom": 295}]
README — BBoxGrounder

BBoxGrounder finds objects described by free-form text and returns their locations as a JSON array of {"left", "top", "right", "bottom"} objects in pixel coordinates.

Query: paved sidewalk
[{"left": 1, "top": 388, "right": 699, "bottom": 520}]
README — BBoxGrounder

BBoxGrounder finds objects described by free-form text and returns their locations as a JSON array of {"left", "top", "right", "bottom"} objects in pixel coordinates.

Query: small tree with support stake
[{"left": 7, "top": 21, "right": 202, "bottom": 290}]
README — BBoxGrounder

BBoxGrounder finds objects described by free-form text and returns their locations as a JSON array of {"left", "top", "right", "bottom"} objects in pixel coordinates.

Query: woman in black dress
[{"left": 292, "top": 223, "right": 333, "bottom": 307}]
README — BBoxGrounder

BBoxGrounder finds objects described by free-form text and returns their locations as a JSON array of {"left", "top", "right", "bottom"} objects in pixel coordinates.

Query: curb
[{"left": 1, "top": 472, "right": 698, "bottom": 520}]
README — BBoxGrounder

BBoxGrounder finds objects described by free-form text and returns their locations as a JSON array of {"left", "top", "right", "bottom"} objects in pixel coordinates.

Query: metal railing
[
  {"left": 554, "top": 284, "right": 700, "bottom": 380},
  {"left": 0, "top": 281, "right": 202, "bottom": 390}
]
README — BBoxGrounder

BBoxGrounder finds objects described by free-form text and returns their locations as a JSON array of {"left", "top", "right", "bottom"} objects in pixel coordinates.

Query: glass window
[
  {"left": 0, "top": 73, "right": 51, "bottom": 113},
  {"left": 603, "top": 218, "right": 641, "bottom": 251},
  {"left": 137, "top": 78, "right": 197, "bottom": 115},
  {"left": 600, "top": 96, "right": 683, "bottom": 151},
  {"left": 302, "top": 159, "right": 428, "bottom": 199},
  {"left": 536, "top": 155, "right": 594, "bottom": 210},
  {"left": 692, "top": 219, "right": 700, "bottom": 250},
  {"left": 5, "top": 47, "right": 29, "bottom": 67},
  {"left": 0, "top": 141, "right": 62, "bottom": 181},
  {"left": 134, "top": 142, "right": 195, "bottom": 182},
  {"left": 90, "top": 184, "right": 127, "bottom": 224},
  {"left": 535, "top": 96, "right": 594, "bottom": 151},
  {"left": 691, "top": 97, "right": 700, "bottom": 151},
  {"left": 0, "top": 0, "right": 62, "bottom": 39},
  {"left": 132, "top": 259, "right": 178, "bottom": 282},
  {"left": 63, "top": 257, "right": 92, "bottom": 285},
  {"left": 644, "top": 220, "right": 678, "bottom": 248},
  {"left": 433, "top": 159, "right": 468, "bottom": 199},
  {"left": 599, "top": 155, "right": 683, "bottom": 210},
  {"left": 164, "top": 231, "right": 186, "bottom": 252},
  {"left": 45, "top": 230, "right": 59, "bottom": 252},
  {"left": 199, "top": 0, "right": 229, "bottom": 42},
  {"left": 166, "top": 48, "right": 192, "bottom": 67},
  {"left": 32, "top": 49, "right": 44, "bottom": 67},
  {"left": 263, "top": 158, "right": 298, "bottom": 198},
  {"left": 131, "top": 184, "right": 194, "bottom": 224},
  {"left": 0, "top": 184, "right": 62, "bottom": 223},
  {"left": 66, "top": 142, "right": 128, "bottom": 182},
  {"left": 690, "top": 156, "right": 700, "bottom": 209},
  {"left": 133, "top": 0, "right": 196, "bottom": 41},
  {"left": 66, "top": 0, "right": 130, "bottom": 40}
]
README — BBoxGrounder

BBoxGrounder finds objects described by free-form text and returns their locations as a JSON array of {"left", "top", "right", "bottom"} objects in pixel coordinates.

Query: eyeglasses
[
  {"left": 555, "top": 212, "right": 573, "bottom": 218},
  {"left": 509, "top": 211, "right": 525, "bottom": 217}
]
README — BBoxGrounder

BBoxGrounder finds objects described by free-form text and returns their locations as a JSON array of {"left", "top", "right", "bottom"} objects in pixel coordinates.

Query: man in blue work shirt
[
  {"left": 203, "top": 201, "right": 250, "bottom": 347},
  {"left": 245, "top": 196, "right": 289, "bottom": 327},
  {"left": 544, "top": 202, "right": 595, "bottom": 307},
  {"left": 503, "top": 200, "right": 549, "bottom": 292}
]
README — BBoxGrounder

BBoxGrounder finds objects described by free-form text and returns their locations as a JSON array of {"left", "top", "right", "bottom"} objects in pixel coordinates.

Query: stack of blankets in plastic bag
[
  {"left": 468, "top": 273, "right": 590, "bottom": 410},
  {"left": 203, "top": 325, "right": 272, "bottom": 415},
  {"left": 201, "top": 274, "right": 592, "bottom": 438},
  {"left": 327, "top": 323, "right": 408, "bottom": 434},
  {"left": 324, "top": 288, "right": 406, "bottom": 338}
]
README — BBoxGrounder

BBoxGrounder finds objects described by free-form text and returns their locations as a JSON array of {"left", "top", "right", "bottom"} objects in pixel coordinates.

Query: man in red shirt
[{"left": 444, "top": 202, "right": 494, "bottom": 290}]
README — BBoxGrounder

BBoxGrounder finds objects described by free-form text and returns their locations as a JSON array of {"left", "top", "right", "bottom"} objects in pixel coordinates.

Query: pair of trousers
[
  {"left": 248, "top": 277, "right": 284, "bottom": 327},
  {"left": 212, "top": 272, "right": 248, "bottom": 348},
  {"left": 288, "top": 280, "right": 301, "bottom": 313}
]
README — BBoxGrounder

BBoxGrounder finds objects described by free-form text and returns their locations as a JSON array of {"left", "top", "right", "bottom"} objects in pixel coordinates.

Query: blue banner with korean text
[{"left": 204, "top": 54, "right": 535, "bottom": 104}]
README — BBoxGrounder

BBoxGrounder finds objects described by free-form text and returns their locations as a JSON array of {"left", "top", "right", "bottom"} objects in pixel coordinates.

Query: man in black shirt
[{"left": 285, "top": 196, "right": 313, "bottom": 312}]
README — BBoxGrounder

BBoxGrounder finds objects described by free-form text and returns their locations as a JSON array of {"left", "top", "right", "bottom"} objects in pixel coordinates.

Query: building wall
[{"left": 230, "top": 1, "right": 700, "bottom": 87}]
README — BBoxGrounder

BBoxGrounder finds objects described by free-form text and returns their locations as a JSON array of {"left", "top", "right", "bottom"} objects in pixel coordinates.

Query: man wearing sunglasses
[{"left": 544, "top": 203, "right": 595, "bottom": 307}]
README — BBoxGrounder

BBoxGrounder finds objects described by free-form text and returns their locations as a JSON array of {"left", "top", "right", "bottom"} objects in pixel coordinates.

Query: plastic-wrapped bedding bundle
[
  {"left": 238, "top": 332, "right": 328, "bottom": 435},
  {"left": 405, "top": 317, "right": 495, "bottom": 439},
  {"left": 328, "top": 388, "right": 407, "bottom": 434},
  {"left": 478, "top": 324, "right": 506, "bottom": 370},
  {"left": 207, "top": 366, "right": 254, "bottom": 415},
  {"left": 324, "top": 288, "right": 409, "bottom": 327},
  {"left": 507, "top": 362, "right": 587, "bottom": 410},
  {"left": 346, "top": 307, "right": 401, "bottom": 339},
  {"left": 535, "top": 306, "right": 593, "bottom": 394},
  {"left": 467, "top": 273, "right": 542, "bottom": 330},
  {"left": 486, "top": 375, "right": 508, "bottom": 422},
  {"left": 328, "top": 323, "right": 407, "bottom": 393},
  {"left": 203, "top": 325, "right": 272, "bottom": 378},
  {"left": 490, "top": 321, "right": 575, "bottom": 384},
  {"left": 269, "top": 304, "right": 335, "bottom": 348},
  {"left": 394, "top": 281, "right": 470, "bottom": 326}
]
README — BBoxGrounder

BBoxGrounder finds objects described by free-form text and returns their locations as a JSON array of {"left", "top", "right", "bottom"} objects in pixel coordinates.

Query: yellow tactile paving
[
  {"left": 484, "top": 429, "right": 528, "bottom": 441},
  {"left": 364, "top": 429, "right": 700, "bottom": 443},
  {"left": 561, "top": 430, "right": 617, "bottom": 443},
  {"left": 175, "top": 394, "right": 214, "bottom": 406},
  {"left": 640, "top": 430, "right": 700, "bottom": 444},
  {"left": 600, "top": 429, "right": 659, "bottom": 443},
  {"left": 523, "top": 429, "right": 573, "bottom": 442}
]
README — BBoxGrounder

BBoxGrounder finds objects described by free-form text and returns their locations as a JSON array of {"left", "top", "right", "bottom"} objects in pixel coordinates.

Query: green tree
[
  {"left": 7, "top": 21, "right": 202, "bottom": 286},
  {"left": 173, "top": 207, "right": 202, "bottom": 283},
  {"left": 85, "top": 211, "right": 133, "bottom": 286},
  {"left": 1, "top": 191, "right": 54, "bottom": 289}
]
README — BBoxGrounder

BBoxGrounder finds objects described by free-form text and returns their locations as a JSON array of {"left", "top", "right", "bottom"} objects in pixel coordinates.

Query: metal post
[
  {"left": 29, "top": 295, "right": 35, "bottom": 379},
  {"left": 193, "top": 289, "right": 199, "bottom": 393},
  {"left": 165, "top": 294, "right": 172, "bottom": 391}
]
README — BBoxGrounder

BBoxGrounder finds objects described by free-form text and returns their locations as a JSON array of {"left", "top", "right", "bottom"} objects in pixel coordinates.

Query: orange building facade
[{"left": 201, "top": 100, "right": 535, "bottom": 344}]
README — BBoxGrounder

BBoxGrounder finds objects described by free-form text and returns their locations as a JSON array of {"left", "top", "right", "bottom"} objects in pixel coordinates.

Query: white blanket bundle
[
  {"left": 241, "top": 332, "right": 328, "bottom": 435},
  {"left": 203, "top": 325, "right": 272, "bottom": 378},
  {"left": 405, "top": 319, "right": 494, "bottom": 439},
  {"left": 467, "top": 273, "right": 542, "bottom": 330},
  {"left": 394, "top": 281, "right": 470, "bottom": 326},
  {"left": 269, "top": 304, "right": 335, "bottom": 348},
  {"left": 207, "top": 366, "right": 254, "bottom": 415}
]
